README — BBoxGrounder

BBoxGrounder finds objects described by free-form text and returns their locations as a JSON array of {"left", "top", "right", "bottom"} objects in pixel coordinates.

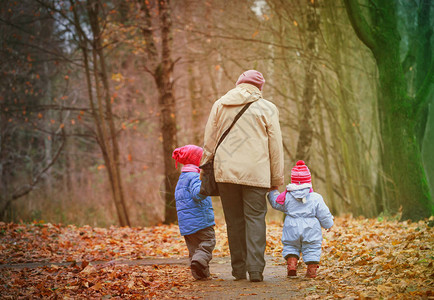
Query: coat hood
[
  {"left": 220, "top": 83, "right": 262, "bottom": 106},
  {"left": 287, "top": 183, "right": 312, "bottom": 203}
]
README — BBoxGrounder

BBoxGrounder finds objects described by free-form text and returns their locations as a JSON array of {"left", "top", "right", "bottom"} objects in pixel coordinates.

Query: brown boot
[
  {"left": 306, "top": 264, "right": 319, "bottom": 278},
  {"left": 286, "top": 257, "right": 298, "bottom": 277}
]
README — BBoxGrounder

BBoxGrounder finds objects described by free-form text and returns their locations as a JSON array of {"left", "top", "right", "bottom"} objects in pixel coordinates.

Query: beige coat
[{"left": 202, "top": 83, "right": 284, "bottom": 188}]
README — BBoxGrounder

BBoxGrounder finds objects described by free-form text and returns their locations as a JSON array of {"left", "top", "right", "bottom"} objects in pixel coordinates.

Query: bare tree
[
  {"left": 138, "top": 0, "right": 179, "bottom": 224},
  {"left": 70, "top": 0, "right": 131, "bottom": 226}
]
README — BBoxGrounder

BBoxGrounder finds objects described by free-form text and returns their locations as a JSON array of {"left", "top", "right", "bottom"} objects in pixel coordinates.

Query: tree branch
[
  {"left": 415, "top": 59, "right": 434, "bottom": 109},
  {"left": 343, "top": 0, "right": 377, "bottom": 51}
]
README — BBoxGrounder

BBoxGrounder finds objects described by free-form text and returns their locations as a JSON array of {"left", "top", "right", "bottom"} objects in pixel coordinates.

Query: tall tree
[
  {"left": 138, "top": 0, "right": 179, "bottom": 224},
  {"left": 295, "top": 0, "right": 320, "bottom": 162},
  {"left": 343, "top": 0, "right": 434, "bottom": 220},
  {"left": 71, "top": 0, "right": 131, "bottom": 226}
]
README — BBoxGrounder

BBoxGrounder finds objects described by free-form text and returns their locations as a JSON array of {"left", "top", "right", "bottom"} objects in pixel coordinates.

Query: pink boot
[
  {"left": 286, "top": 257, "right": 298, "bottom": 277},
  {"left": 306, "top": 264, "right": 319, "bottom": 278}
]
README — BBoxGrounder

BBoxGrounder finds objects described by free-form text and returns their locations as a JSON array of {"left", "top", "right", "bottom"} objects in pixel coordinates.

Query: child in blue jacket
[
  {"left": 172, "top": 145, "right": 216, "bottom": 280},
  {"left": 268, "top": 160, "right": 333, "bottom": 278}
]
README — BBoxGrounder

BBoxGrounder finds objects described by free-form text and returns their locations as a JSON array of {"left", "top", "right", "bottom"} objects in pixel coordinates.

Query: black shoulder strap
[{"left": 214, "top": 101, "right": 253, "bottom": 153}]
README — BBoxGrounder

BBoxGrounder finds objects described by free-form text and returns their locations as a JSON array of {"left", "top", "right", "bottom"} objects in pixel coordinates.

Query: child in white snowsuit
[
  {"left": 267, "top": 160, "right": 334, "bottom": 278},
  {"left": 172, "top": 145, "right": 216, "bottom": 280}
]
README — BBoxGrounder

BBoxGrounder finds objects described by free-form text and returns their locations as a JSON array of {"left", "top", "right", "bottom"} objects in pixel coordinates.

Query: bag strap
[{"left": 214, "top": 101, "right": 253, "bottom": 154}]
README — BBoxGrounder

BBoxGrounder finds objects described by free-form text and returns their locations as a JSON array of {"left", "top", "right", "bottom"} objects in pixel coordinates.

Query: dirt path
[
  {"left": 1, "top": 255, "right": 318, "bottom": 299},
  {"left": 184, "top": 256, "right": 318, "bottom": 299}
]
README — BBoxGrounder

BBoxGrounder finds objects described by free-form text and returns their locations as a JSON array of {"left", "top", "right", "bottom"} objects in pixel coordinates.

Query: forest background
[{"left": 1, "top": 0, "right": 433, "bottom": 227}]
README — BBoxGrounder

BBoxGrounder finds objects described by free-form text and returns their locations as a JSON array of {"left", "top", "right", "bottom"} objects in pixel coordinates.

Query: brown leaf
[{"left": 81, "top": 260, "right": 89, "bottom": 269}]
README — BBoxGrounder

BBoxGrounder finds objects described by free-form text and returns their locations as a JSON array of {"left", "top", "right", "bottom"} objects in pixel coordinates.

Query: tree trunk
[
  {"left": 71, "top": 0, "right": 131, "bottom": 226},
  {"left": 158, "top": 0, "right": 178, "bottom": 224},
  {"left": 343, "top": 0, "right": 433, "bottom": 220},
  {"left": 414, "top": 0, "right": 432, "bottom": 147},
  {"left": 295, "top": 0, "right": 319, "bottom": 162},
  {"left": 88, "top": 0, "right": 131, "bottom": 227},
  {"left": 139, "top": 0, "right": 178, "bottom": 224},
  {"left": 43, "top": 61, "right": 53, "bottom": 196},
  {"left": 156, "top": 71, "right": 179, "bottom": 224},
  {"left": 376, "top": 50, "right": 432, "bottom": 219}
]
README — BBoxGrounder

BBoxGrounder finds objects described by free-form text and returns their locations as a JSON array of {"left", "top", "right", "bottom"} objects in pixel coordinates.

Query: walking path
[
  {"left": 0, "top": 255, "right": 312, "bottom": 299},
  {"left": 185, "top": 256, "right": 305, "bottom": 299}
]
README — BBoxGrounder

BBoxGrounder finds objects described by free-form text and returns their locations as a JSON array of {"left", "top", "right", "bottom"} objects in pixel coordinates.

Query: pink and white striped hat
[{"left": 290, "top": 160, "right": 312, "bottom": 185}]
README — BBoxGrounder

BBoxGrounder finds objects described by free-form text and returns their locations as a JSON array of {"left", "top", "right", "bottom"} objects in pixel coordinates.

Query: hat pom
[{"left": 296, "top": 160, "right": 305, "bottom": 166}]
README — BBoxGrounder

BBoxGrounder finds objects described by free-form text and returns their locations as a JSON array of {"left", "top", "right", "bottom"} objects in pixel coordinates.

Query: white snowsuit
[{"left": 268, "top": 186, "right": 334, "bottom": 262}]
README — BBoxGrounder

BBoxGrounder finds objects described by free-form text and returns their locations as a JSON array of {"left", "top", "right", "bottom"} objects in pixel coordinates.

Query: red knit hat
[
  {"left": 236, "top": 70, "right": 265, "bottom": 91},
  {"left": 291, "top": 160, "right": 312, "bottom": 185},
  {"left": 172, "top": 145, "right": 203, "bottom": 168}
]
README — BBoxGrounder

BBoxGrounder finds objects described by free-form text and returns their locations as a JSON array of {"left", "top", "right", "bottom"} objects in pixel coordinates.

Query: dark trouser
[
  {"left": 184, "top": 226, "right": 216, "bottom": 277},
  {"left": 218, "top": 183, "right": 268, "bottom": 277}
]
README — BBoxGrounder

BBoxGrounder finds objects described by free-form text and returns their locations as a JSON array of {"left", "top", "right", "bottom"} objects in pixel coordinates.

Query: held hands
[{"left": 265, "top": 187, "right": 280, "bottom": 202}]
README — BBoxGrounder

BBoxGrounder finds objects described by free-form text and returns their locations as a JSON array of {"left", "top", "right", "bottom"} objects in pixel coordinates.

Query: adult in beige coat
[{"left": 201, "top": 70, "right": 284, "bottom": 282}]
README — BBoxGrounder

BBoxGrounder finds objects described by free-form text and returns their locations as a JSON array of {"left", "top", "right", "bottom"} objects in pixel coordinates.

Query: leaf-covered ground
[{"left": 0, "top": 216, "right": 433, "bottom": 299}]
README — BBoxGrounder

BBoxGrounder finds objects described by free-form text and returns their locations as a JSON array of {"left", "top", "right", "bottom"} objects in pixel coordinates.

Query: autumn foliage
[{"left": 0, "top": 215, "right": 433, "bottom": 299}]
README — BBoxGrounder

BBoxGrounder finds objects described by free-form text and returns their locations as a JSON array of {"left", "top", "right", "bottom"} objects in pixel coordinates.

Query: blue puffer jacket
[
  {"left": 175, "top": 172, "right": 215, "bottom": 236},
  {"left": 268, "top": 188, "right": 333, "bottom": 262}
]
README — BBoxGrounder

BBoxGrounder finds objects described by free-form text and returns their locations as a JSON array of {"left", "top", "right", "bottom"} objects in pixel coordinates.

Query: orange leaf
[{"left": 91, "top": 282, "right": 103, "bottom": 290}]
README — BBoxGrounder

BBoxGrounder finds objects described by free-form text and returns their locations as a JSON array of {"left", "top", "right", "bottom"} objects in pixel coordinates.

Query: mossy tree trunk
[{"left": 343, "top": 0, "right": 433, "bottom": 220}]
